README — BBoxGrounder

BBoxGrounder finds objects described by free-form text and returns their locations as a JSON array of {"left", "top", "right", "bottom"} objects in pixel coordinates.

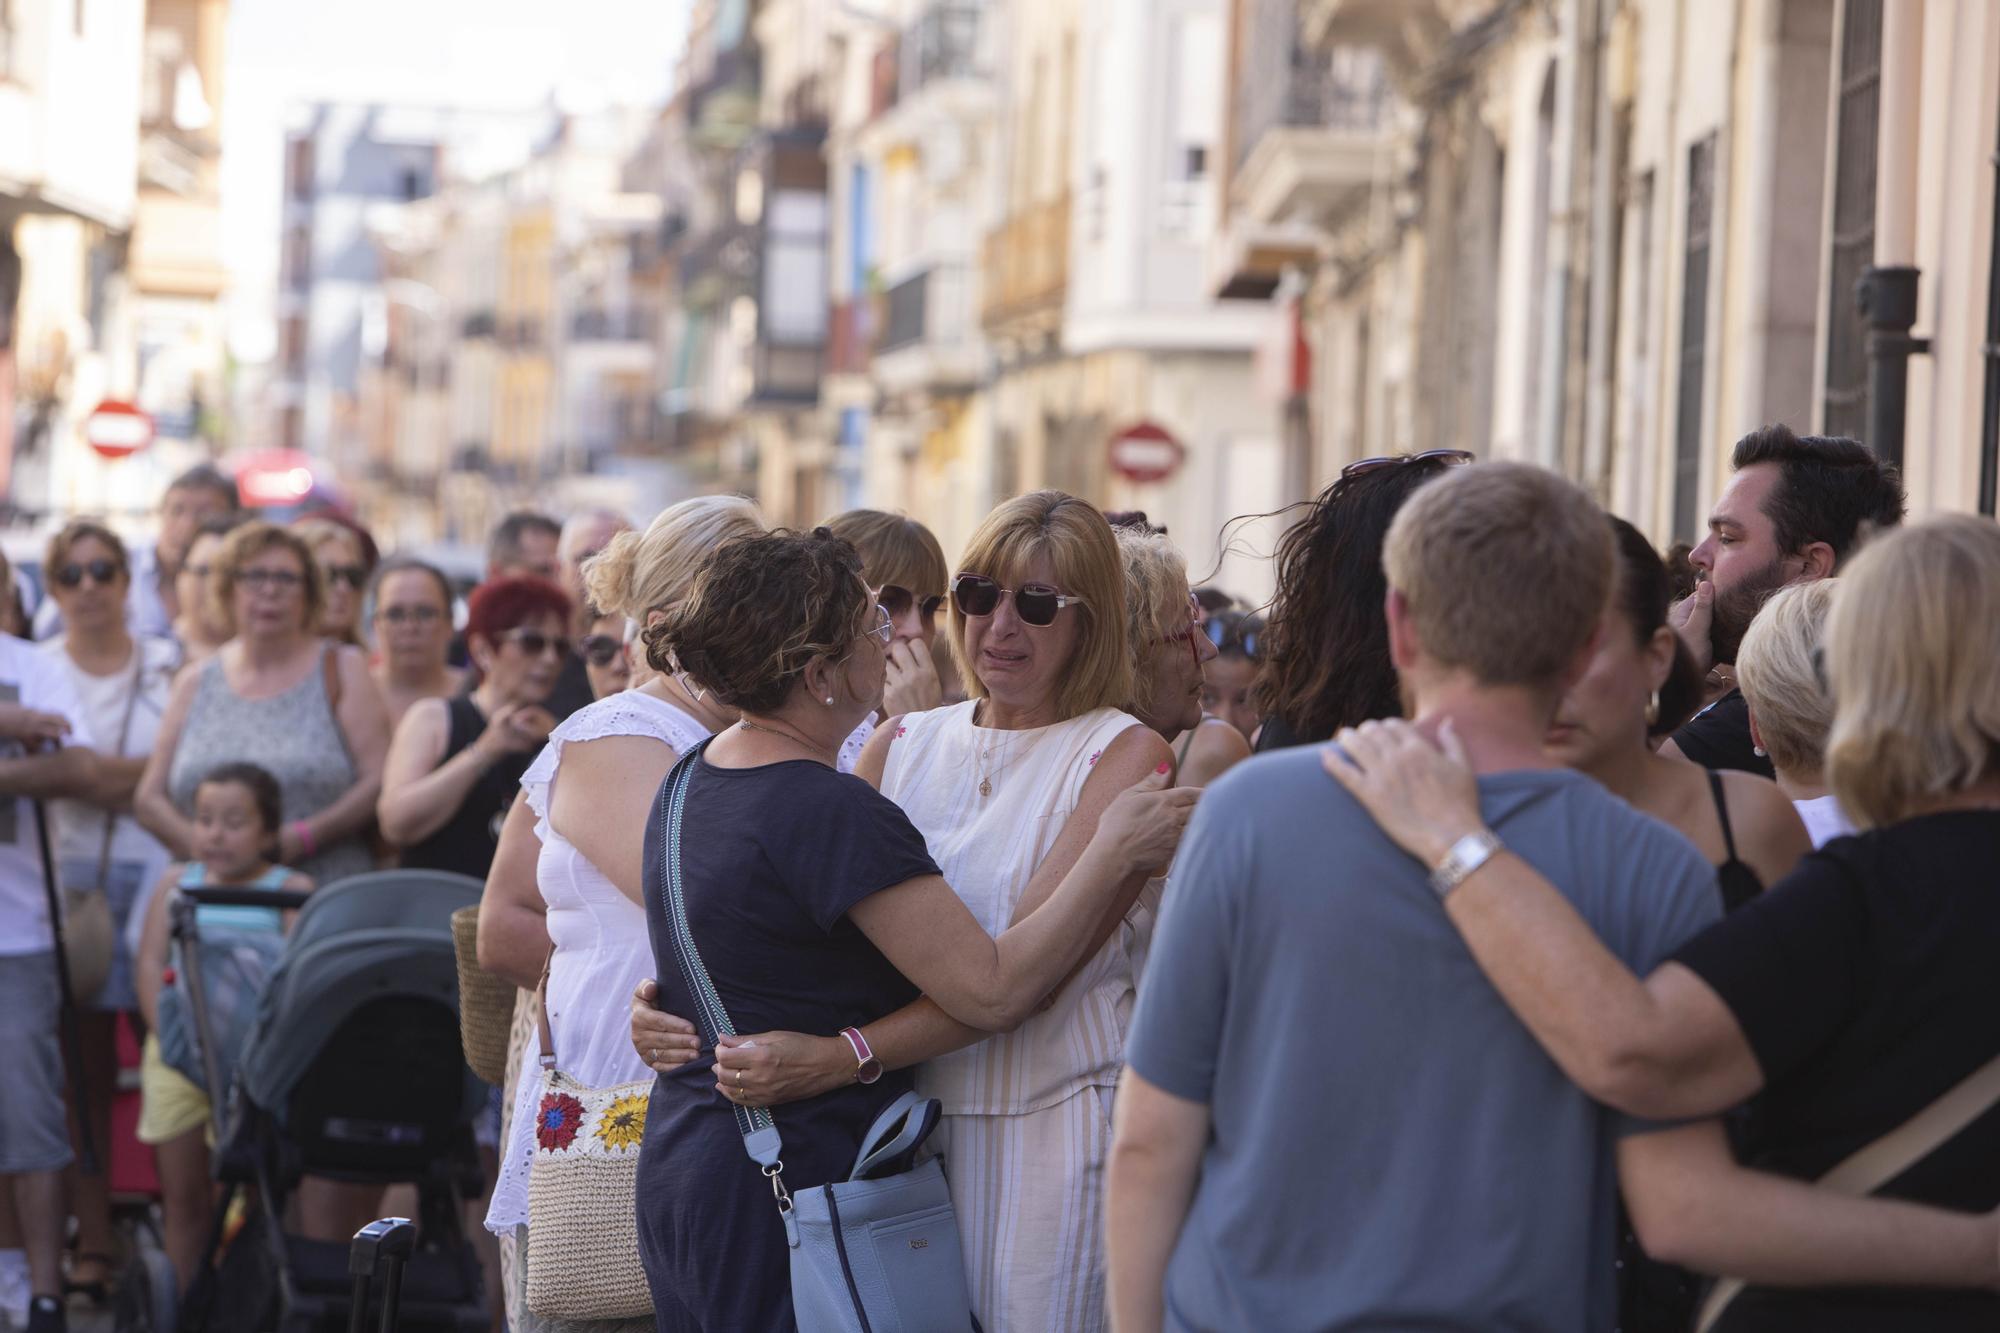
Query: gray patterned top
[{"left": 166, "top": 652, "right": 371, "bottom": 885}]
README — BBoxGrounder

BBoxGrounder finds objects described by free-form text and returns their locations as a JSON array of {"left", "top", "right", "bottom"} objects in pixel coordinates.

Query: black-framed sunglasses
[
  {"left": 579, "top": 633, "right": 625, "bottom": 668},
  {"left": 323, "top": 563, "right": 369, "bottom": 591},
  {"left": 950, "top": 574, "right": 1086, "bottom": 628},
  {"left": 54, "top": 559, "right": 123, "bottom": 589},
  {"left": 1341, "top": 449, "right": 1476, "bottom": 480},
  {"left": 503, "top": 629, "right": 572, "bottom": 659},
  {"left": 875, "top": 584, "right": 945, "bottom": 627}
]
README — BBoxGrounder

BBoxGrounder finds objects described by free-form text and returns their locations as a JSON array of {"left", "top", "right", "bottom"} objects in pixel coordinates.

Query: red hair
[{"left": 465, "top": 576, "right": 572, "bottom": 650}]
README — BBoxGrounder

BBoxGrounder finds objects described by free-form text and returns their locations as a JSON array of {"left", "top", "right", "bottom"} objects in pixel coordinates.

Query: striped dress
[{"left": 881, "top": 700, "right": 1155, "bottom": 1332}]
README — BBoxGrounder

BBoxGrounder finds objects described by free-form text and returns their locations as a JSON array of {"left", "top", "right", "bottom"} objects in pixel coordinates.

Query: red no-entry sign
[
  {"left": 82, "top": 400, "right": 156, "bottom": 461},
  {"left": 1107, "top": 421, "right": 1185, "bottom": 485}
]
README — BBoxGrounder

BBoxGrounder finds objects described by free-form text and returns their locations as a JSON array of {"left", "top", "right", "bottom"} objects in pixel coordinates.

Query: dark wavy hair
[
  {"left": 1253, "top": 460, "right": 1459, "bottom": 743},
  {"left": 648, "top": 528, "right": 870, "bottom": 715},
  {"left": 1730, "top": 424, "right": 1905, "bottom": 565},
  {"left": 1609, "top": 516, "right": 1705, "bottom": 738}
]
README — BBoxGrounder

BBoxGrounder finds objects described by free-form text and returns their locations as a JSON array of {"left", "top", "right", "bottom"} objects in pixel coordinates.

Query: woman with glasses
[
  {"left": 169, "top": 514, "right": 245, "bottom": 671},
  {"left": 377, "top": 577, "right": 569, "bottom": 878},
  {"left": 1198, "top": 610, "right": 1264, "bottom": 743},
  {"left": 1257, "top": 450, "right": 1473, "bottom": 750},
  {"left": 1113, "top": 523, "right": 1253, "bottom": 788},
  {"left": 822, "top": 509, "right": 952, "bottom": 767},
  {"left": 292, "top": 514, "right": 380, "bottom": 648},
  {"left": 35, "top": 520, "right": 179, "bottom": 1304},
  {"left": 138, "top": 521, "right": 389, "bottom": 890},
  {"left": 575, "top": 604, "right": 632, "bottom": 701},
  {"left": 367, "top": 558, "right": 466, "bottom": 730}
]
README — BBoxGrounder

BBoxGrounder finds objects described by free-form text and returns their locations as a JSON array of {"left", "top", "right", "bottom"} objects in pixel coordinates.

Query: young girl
[{"left": 133, "top": 761, "right": 312, "bottom": 1293}]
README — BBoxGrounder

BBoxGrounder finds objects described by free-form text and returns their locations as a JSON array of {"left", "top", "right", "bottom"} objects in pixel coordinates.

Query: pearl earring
[{"left": 825, "top": 696, "right": 834, "bottom": 706}]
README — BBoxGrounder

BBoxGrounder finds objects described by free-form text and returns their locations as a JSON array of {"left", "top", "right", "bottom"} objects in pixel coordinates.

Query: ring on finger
[
  {"left": 650, "top": 1048, "right": 661, "bottom": 1064},
  {"left": 735, "top": 1069, "right": 743, "bottom": 1088}
]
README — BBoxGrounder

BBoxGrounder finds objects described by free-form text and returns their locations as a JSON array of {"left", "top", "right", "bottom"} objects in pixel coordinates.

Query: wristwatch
[
  {"left": 1430, "top": 830, "right": 1504, "bottom": 900},
  {"left": 839, "top": 1027, "right": 883, "bottom": 1085}
]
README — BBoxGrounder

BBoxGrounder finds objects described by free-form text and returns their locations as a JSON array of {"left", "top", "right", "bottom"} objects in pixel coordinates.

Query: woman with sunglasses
[
  {"left": 823, "top": 509, "right": 952, "bottom": 766},
  {"left": 35, "top": 520, "right": 180, "bottom": 1304},
  {"left": 1198, "top": 610, "right": 1264, "bottom": 743},
  {"left": 368, "top": 557, "right": 467, "bottom": 731},
  {"left": 292, "top": 514, "right": 380, "bottom": 648},
  {"left": 1257, "top": 450, "right": 1472, "bottom": 750},
  {"left": 377, "top": 577, "right": 570, "bottom": 878},
  {"left": 576, "top": 604, "right": 632, "bottom": 701},
  {"left": 1113, "top": 522, "right": 1253, "bottom": 788},
  {"left": 139, "top": 522, "right": 388, "bottom": 891}
]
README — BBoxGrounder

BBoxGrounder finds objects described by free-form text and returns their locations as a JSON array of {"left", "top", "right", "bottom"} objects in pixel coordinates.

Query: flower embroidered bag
[{"left": 523, "top": 950, "right": 654, "bottom": 1320}]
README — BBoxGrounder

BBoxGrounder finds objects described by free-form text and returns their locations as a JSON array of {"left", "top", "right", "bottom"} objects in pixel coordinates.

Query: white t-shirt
[
  {"left": 0, "top": 634, "right": 97, "bottom": 951},
  {"left": 1794, "top": 793, "right": 1856, "bottom": 849},
  {"left": 38, "top": 636, "right": 178, "bottom": 872}
]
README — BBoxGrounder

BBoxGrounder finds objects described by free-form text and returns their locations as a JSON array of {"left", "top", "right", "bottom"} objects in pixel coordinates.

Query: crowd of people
[{"left": 0, "top": 422, "right": 1990, "bottom": 1333}]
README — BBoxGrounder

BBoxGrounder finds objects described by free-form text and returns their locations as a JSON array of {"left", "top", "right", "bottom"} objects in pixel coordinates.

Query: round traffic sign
[
  {"left": 1107, "top": 421, "right": 1185, "bottom": 485},
  {"left": 83, "top": 400, "right": 155, "bottom": 460}
]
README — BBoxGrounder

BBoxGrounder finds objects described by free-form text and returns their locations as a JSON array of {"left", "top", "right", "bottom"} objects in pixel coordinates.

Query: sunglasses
[
  {"left": 323, "top": 563, "right": 369, "bottom": 591},
  {"left": 503, "top": 629, "right": 572, "bottom": 659},
  {"left": 239, "top": 568, "right": 305, "bottom": 592},
  {"left": 54, "top": 559, "right": 123, "bottom": 589},
  {"left": 950, "top": 574, "right": 1085, "bottom": 628},
  {"left": 875, "top": 584, "right": 945, "bottom": 627},
  {"left": 580, "top": 633, "right": 625, "bottom": 668},
  {"left": 1203, "top": 617, "right": 1262, "bottom": 658},
  {"left": 378, "top": 604, "right": 443, "bottom": 626},
  {"left": 1341, "top": 449, "right": 1476, "bottom": 479}
]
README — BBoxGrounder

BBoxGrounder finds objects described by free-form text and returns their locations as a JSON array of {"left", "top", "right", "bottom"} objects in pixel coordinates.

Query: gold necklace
[
  {"left": 972, "top": 710, "right": 1021, "bottom": 799},
  {"left": 737, "top": 717, "right": 825, "bottom": 761}
]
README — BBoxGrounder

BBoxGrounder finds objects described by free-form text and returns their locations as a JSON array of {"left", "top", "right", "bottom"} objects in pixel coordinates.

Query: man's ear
[
  {"left": 1385, "top": 588, "right": 1418, "bottom": 673},
  {"left": 1797, "top": 541, "right": 1837, "bottom": 582}
]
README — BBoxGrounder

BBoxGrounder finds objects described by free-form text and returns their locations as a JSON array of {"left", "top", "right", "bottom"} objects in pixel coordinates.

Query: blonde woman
[
  {"left": 477, "top": 495, "right": 761, "bottom": 1333},
  {"left": 1736, "top": 581, "right": 1851, "bottom": 846},
  {"left": 1323, "top": 515, "right": 2000, "bottom": 1329},
  {"left": 292, "top": 515, "right": 379, "bottom": 647},
  {"left": 1113, "top": 523, "right": 1252, "bottom": 787}
]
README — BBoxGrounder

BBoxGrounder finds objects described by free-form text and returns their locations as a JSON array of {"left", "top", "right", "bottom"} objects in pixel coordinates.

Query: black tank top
[
  {"left": 1708, "top": 768, "right": 1766, "bottom": 912},
  {"left": 401, "top": 694, "right": 534, "bottom": 880}
]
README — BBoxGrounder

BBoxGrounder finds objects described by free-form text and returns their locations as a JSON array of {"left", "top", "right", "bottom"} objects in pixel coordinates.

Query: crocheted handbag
[
  {"left": 522, "top": 951, "right": 654, "bottom": 1320},
  {"left": 450, "top": 906, "right": 514, "bottom": 1085}
]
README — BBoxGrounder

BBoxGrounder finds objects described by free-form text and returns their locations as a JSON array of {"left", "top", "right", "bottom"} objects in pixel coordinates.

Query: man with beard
[{"left": 1665, "top": 425, "right": 1904, "bottom": 778}]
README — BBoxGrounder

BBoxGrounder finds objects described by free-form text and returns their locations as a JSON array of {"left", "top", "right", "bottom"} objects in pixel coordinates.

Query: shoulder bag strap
[
  {"left": 90, "top": 648, "right": 149, "bottom": 895},
  {"left": 1695, "top": 1050, "right": 2000, "bottom": 1332},
  {"left": 533, "top": 944, "right": 557, "bottom": 1071},
  {"left": 655, "top": 740, "right": 787, "bottom": 1174}
]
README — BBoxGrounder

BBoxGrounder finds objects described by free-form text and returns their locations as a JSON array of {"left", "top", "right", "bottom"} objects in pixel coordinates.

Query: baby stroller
[{"left": 118, "top": 870, "right": 489, "bottom": 1333}]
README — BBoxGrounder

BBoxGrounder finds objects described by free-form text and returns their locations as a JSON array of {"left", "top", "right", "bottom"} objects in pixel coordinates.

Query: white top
[
  {"left": 485, "top": 688, "right": 712, "bottom": 1236},
  {"left": 39, "top": 636, "right": 178, "bottom": 875},
  {"left": 0, "top": 635, "right": 96, "bottom": 951},
  {"left": 880, "top": 700, "right": 1149, "bottom": 1115},
  {"left": 1794, "top": 794, "right": 1856, "bottom": 849},
  {"left": 838, "top": 712, "right": 876, "bottom": 775}
]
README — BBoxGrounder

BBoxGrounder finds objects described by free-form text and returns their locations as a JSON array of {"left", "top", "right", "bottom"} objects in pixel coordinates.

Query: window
[
  {"left": 1821, "top": 0, "right": 1882, "bottom": 442},
  {"left": 1673, "top": 135, "right": 1717, "bottom": 543}
]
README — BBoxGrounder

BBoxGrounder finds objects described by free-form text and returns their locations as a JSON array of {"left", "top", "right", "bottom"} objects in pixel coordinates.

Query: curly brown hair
[{"left": 646, "top": 528, "right": 871, "bottom": 714}]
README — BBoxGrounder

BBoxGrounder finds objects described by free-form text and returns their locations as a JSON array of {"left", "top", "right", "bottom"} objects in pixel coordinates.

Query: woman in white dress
[{"left": 477, "top": 495, "right": 762, "bottom": 1333}]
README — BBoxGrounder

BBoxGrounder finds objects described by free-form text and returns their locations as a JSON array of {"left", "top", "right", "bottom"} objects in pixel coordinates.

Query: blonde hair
[
  {"left": 823, "top": 509, "right": 949, "bottom": 598},
  {"left": 1382, "top": 462, "right": 1612, "bottom": 689},
  {"left": 214, "top": 522, "right": 323, "bottom": 638},
  {"left": 1736, "top": 580, "right": 1839, "bottom": 779},
  {"left": 950, "top": 491, "right": 1133, "bottom": 718},
  {"left": 1823, "top": 516, "right": 2000, "bottom": 829},
  {"left": 1114, "top": 525, "right": 1193, "bottom": 677},
  {"left": 584, "top": 495, "right": 765, "bottom": 623}
]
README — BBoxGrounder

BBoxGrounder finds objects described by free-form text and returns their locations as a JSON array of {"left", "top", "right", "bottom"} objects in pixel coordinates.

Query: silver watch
[{"left": 1429, "top": 830, "right": 1504, "bottom": 900}]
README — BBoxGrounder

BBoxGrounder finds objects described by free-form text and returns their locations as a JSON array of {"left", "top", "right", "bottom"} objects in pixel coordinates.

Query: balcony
[
  {"left": 981, "top": 194, "right": 1071, "bottom": 332},
  {"left": 875, "top": 264, "right": 982, "bottom": 395},
  {"left": 1300, "top": 0, "right": 1465, "bottom": 72}
]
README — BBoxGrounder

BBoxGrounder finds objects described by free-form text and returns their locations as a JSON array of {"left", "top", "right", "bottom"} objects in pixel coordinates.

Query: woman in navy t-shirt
[{"left": 632, "top": 529, "right": 1192, "bottom": 1331}]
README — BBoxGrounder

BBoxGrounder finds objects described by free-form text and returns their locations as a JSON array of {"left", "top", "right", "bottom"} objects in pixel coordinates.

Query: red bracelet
[{"left": 292, "top": 820, "right": 317, "bottom": 859}]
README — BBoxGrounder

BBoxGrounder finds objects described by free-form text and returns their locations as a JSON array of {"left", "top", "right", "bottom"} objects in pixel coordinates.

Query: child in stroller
[{"left": 133, "top": 762, "right": 312, "bottom": 1293}]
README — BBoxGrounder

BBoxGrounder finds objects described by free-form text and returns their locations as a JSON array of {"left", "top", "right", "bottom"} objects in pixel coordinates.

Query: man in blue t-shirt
[{"left": 1107, "top": 463, "right": 1720, "bottom": 1331}]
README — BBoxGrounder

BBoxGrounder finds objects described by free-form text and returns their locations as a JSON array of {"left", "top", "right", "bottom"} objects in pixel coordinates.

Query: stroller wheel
[{"left": 113, "top": 1249, "right": 177, "bottom": 1333}]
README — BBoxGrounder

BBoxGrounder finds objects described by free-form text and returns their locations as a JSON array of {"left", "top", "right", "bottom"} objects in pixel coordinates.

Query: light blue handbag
[{"left": 657, "top": 745, "right": 980, "bottom": 1333}]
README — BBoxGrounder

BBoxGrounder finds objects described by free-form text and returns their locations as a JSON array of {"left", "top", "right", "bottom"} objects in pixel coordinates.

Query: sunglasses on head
[
  {"left": 1203, "top": 616, "right": 1262, "bottom": 658},
  {"left": 1341, "top": 449, "right": 1475, "bottom": 480},
  {"left": 503, "top": 629, "right": 572, "bottom": 659},
  {"left": 875, "top": 584, "right": 945, "bottom": 626},
  {"left": 579, "top": 633, "right": 625, "bottom": 668},
  {"left": 950, "top": 574, "right": 1085, "bottom": 628},
  {"left": 323, "top": 563, "right": 369, "bottom": 591},
  {"left": 54, "top": 559, "right": 123, "bottom": 589}
]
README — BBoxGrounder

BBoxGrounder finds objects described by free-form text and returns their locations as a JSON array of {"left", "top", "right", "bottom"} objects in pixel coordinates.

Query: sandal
[{"left": 62, "top": 1251, "right": 119, "bottom": 1308}]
